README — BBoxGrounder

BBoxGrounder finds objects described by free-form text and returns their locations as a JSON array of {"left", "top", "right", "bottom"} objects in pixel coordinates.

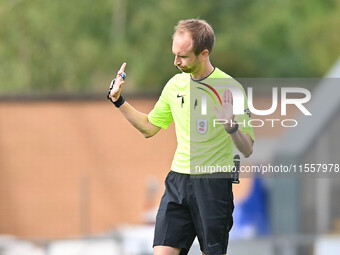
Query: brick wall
[{"left": 0, "top": 99, "right": 177, "bottom": 238}]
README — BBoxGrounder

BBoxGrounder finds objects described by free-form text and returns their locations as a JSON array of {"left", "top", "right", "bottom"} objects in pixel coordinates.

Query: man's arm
[
  {"left": 119, "top": 102, "right": 161, "bottom": 138},
  {"left": 108, "top": 62, "right": 161, "bottom": 138},
  {"left": 227, "top": 128, "right": 253, "bottom": 158}
]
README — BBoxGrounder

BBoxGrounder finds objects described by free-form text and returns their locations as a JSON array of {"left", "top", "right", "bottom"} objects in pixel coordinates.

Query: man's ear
[{"left": 201, "top": 49, "right": 209, "bottom": 60}]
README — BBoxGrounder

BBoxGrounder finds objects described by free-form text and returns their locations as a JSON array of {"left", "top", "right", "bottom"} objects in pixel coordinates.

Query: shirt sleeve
[{"left": 148, "top": 83, "right": 174, "bottom": 129}]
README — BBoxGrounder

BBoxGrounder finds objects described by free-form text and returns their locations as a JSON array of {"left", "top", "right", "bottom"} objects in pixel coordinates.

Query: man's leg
[
  {"left": 154, "top": 172, "right": 196, "bottom": 255},
  {"left": 190, "top": 177, "right": 234, "bottom": 255},
  {"left": 154, "top": 245, "right": 181, "bottom": 255}
]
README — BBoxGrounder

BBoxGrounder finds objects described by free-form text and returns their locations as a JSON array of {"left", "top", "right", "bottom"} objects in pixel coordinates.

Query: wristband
[
  {"left": 226, "top": 122, "right": 239, "bottom": 134},
  {"left": 109, "top": 95, "right": 125, "bottom": 108}
]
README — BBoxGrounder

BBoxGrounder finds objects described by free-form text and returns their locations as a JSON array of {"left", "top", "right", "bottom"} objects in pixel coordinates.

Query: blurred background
[{"left": 0, "top": 0, "right": 340, "bottom": 254}]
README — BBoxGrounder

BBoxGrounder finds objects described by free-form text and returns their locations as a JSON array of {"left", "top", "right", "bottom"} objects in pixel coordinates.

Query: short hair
[{"left": 173, "top": 19, "right": 215, "bottom": 55}]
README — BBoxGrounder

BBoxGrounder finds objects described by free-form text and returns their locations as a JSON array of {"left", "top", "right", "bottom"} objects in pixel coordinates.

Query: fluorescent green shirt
[{"left": 148, "top": 67, "right": 255, "bottom": 174}]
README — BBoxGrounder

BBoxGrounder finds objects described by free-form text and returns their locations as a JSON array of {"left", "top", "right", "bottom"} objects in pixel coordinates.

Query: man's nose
[{"left": 174, "top": 56, "right": 180, "bottom": 66}]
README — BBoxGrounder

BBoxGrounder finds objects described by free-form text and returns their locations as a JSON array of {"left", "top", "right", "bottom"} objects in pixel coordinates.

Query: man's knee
[{"left": 154, "top": 245, "right": 181, "bottom": 255}]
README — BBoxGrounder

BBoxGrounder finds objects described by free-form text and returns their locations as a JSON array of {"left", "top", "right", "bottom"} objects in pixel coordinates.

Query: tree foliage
[{"left": 1, "top": 0, "right": 339, "bottom": 94}]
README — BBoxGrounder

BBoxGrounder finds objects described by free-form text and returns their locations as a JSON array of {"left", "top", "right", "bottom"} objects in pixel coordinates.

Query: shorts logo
[{"left": 197, "top": 118, "right": 208, "bottom": 135}]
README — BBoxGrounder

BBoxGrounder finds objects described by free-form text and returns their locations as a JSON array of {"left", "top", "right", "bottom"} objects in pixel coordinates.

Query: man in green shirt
[{"left": 108, "top": 19, "right": 254, "bottom": 255}]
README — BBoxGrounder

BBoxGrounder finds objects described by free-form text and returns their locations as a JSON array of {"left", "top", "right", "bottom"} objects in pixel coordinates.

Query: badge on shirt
[{"left": 196, "top": 118, "right": 208, "bottom": 135}]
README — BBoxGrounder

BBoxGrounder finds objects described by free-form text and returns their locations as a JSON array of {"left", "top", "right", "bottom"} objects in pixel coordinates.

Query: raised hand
[
  {"left": 108, "top": 62, "right": 127, "bottom": 102},
  {"left": 213, "top": 89, "right": 235, "bottom": 129}
]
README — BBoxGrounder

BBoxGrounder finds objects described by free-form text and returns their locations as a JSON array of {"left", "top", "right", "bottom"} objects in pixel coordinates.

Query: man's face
[{"left": 172, "top": 32, "right": 201, "bottom": 74}]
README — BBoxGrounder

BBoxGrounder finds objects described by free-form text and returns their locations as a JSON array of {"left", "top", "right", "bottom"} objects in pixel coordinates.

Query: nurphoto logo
[{"left": 199, "top": 85, "right": 312, "bottom": 128}]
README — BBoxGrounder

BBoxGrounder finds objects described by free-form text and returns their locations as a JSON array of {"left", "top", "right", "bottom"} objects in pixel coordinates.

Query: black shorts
[{"left": 153, "top": 171, "right": 234, "bottom": 255}]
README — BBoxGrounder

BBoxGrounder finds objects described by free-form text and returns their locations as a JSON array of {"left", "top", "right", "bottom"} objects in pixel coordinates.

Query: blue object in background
[{"left": 230, "top": 178, "right": 270, "bottom": 239}]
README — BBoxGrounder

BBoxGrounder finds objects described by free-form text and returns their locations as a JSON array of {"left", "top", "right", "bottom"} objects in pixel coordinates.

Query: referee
[{"left": 108, "top": 19, "right": 254, "bottom": 255}]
